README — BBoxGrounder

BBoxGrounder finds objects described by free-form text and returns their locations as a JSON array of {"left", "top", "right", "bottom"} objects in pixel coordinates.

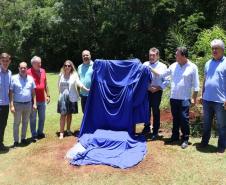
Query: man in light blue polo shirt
[
  {"left": 0, "top": 53, "right": 12, "bottom": 151},
  {"left": 201, "top": 39, "right": 226, "bottom": 153},
  {"left": 9, "top": 62, "right": 37, "bottom": 146},
  {"left": 78, "top": 50, "right": 93, "bottom": 113}
]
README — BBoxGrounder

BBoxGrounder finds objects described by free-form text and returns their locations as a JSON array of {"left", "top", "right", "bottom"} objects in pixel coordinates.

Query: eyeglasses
[{"left": 64, "top": 64, "right": 71, "bottom": 68}]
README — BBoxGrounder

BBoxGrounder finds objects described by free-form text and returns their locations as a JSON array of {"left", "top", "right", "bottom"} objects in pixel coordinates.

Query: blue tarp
[
  {"left": 70, "top": 130, "right": 147, "bottom": 169},
  {"left": 69, "top": 59, "right": 151, "bottom": 168},
  {"left": 79, "top": 59, "right": 151, "bottom": 135}
]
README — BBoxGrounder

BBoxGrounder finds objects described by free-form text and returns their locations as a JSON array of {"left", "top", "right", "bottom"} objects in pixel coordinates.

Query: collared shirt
[
  {"left": 0, "top": 66, "right": 12, "bottom": 105},
  {"left": 78, "top": 60, "right": 94, "bottom": 96},
  {"left": 163, "top": 60, "right": 199, "bottom": 100},
  {"left": 203, "top": 56, "right": 226, "bottom": 103},
  {"left": 143, "top": 60, "right": 169, "bottom": 89},
  {"left": 27, "top": 68, "right": 47, "bottom": 102},
  {"left": 10, "top": 74, "right": 36, "bottom": 102}
]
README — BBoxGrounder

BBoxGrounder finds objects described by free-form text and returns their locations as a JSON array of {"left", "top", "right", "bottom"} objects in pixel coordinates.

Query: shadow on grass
[
  {"left": 193, "top": 142, "right": 217, "bottom": 153},
  {"left": 0, "top": 146, "right": 10, "bottom": 154}
]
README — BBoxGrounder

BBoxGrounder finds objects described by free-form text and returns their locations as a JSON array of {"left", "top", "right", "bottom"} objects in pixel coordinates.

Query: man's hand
[
  {"left": 148, "top": 86, "right": 161, "bottom": 93},
  {"left": 33, "top": 104, "right": 37, "bottom": 111},
  {"left": 191, "top": 98, "right": 197, "bottom": 107},
  {"left": 46, "top": 96, "right": 50, "bottom": 104},
  {"left": 10, "top": 105, "right": 15, "bottom": 113},
  {"left": 224, "top": 101, "right": 226, "bottom": 110}
]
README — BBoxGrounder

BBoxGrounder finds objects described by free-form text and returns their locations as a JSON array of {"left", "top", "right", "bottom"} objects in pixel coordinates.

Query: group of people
[
  {"left": 0, "top": 39, "right": 226, "bottom": 154},
  {"left": 0, "top": 50, "right": 93, "bottom": 150},
  {"left": 146, "top": 39, "right": 226, "bottom": 153}
]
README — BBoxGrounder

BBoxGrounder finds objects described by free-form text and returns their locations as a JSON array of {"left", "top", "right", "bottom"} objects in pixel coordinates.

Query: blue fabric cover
[
  {"left": 70, "top": 59, "right": 151, "bottom": 168},
  {"left": 70, "top": 129, "right": 147, "bottom": 169},
  {"left": 79, "top": 58, "right": 151, "bottom": 135}
]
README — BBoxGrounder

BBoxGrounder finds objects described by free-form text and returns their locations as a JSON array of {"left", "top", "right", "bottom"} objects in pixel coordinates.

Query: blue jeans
[
  {"left": 30, "top": 102, "right": 46, "bottom": 137},
  {"left": 202, "top": 100, "right": 226, "bottom": 149},
  {"left": 170, "top": 99, "right": 190, "bottom": 141},
  {"left": 144, "top": 90, "right": 162, "bottom": 135}
]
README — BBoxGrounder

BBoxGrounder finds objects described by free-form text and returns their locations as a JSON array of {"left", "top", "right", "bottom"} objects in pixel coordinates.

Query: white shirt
[
  {"left": 58, "top": 72, "right": 83, "bottom": 102},
  {"left": 163, "top": 60, "right": 199, "bottom": 100},
  {"left": 143, "top": 60, "right": 169, "bottom": 89}
]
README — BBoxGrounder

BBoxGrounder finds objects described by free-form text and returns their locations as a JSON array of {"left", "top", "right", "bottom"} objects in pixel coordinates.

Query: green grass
[{"left": 0, "top": 73, "right": 226, "bottom": 185}]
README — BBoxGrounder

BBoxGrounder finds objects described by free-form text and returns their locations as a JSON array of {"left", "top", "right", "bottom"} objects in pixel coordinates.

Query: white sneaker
[{"left": 59, "top": 133, "right": 64, "bottom": 139}]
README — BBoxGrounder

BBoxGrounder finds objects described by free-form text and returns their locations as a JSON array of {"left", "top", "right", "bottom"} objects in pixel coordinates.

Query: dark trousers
[
  {"left": 0, "top": 105, "right": 9, "bottom": 144},
  {"left": 80, "top": 95, "right": 88, "bottom": 113},
  {"left": 170, "top": 99, "right": 190, "bottom": 141},
  {"left": 145, "top": 90, "right": 162, "bottom": 135}
]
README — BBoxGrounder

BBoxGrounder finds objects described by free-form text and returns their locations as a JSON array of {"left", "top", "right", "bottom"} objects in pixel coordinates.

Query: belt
[{"left": 14, "top": 101, "right": 31, "bottom": 104}]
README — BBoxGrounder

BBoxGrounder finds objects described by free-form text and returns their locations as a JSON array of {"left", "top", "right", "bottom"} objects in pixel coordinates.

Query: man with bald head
[
  {"left": 78, "top": 50, "right": 94, "bottom": 113},
  {"left": 10, "top": 62, "right": 36, "bottom": 146}
]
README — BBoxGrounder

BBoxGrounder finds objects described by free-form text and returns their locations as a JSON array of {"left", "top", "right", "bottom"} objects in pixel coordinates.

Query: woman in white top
[{"left": 57, "top": 60, "right": 89, "bottom": 139}]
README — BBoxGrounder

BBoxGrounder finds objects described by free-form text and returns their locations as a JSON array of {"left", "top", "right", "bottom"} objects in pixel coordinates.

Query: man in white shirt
[
  {"left": 150, "top": 47, "right": 199, "bottom": 149},
  {"left": 143, "top": 48, "right": 169, "bottom": 140}
]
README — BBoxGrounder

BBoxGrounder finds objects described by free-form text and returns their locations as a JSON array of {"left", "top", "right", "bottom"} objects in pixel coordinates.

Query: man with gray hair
[
  {"left": 27, "top": 56, "right": 50, "bottom": 141},
  {"left": 200, "top": 39, "right": 226, "bottom": 153}
]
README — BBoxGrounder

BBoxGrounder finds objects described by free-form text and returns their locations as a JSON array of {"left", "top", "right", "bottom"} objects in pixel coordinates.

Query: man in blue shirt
[
  {"left": 201, "top": 39, "right": 226, "bottom": 153},
  {"left": 78, "top": 50, "right": 93, "bottom": 113},
  {"left": 10, "top": 62, "right": 37, "bottom": 146},
  {"left": 0, "top": 53, "right": 11, "bottom": 151}
]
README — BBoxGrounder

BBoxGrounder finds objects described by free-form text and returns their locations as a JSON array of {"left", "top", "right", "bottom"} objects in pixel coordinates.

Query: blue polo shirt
[
  {"left": 203, "top": 56, "right": 226, "bottom": 103},
  {"left": 78, "top": 61, "right": 94, "bottom": 96},
  {"left": 0, "top": 67, "right": 12, "bottom": 105},
  {"left": 10, "top": 74, "right": 36, "bottom": 102}
]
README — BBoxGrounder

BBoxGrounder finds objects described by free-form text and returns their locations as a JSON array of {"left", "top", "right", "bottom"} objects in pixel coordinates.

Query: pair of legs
[
  {"left": 202, "top": 100, "right": 226, "bottom": 151},
  {"left": 30, "top": 102, "right": 46, "bottom": 138},
  {"left": 0, "top": 105, "right": 9, "bottom": 148},
  {"left": 13, "top": 102, "right": 31, "bottom": 143},
  {"left": 80, "top": 95, "right": 88, "bottom": 113},
  {"left": 59, "top": 114, "right": 73, "bottom": 138},
  {"left": 170, "top": 99, "right": 190, "bottom": 142},
  {"left": 143, "top": 91, "right": 162, "bottom": 135}
]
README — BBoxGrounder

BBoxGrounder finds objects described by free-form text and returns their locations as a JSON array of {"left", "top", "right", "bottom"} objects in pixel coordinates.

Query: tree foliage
[{"left": 0, "top": 0, "right": 225, "bottom": 72}]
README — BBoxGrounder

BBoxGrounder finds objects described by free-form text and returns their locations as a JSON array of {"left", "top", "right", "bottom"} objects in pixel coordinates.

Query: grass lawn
[{"left": 0, "top": 73, "right": 226, "bottom": 185}]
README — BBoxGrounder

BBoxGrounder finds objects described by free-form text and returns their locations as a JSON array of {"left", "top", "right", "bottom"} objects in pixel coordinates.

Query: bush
[{"left": 192, "top": 26, "right": 226, "bottom": 77}]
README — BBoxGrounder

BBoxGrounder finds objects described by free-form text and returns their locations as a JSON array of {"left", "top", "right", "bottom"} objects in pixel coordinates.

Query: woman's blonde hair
[{"left": 60, "top": 60, "right": 77, "bottom": 75}]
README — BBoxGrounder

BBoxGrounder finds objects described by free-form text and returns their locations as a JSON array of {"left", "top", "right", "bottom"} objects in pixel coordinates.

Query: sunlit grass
[{"left": 0, "top": 73, "right": 226, "bottom": 185}]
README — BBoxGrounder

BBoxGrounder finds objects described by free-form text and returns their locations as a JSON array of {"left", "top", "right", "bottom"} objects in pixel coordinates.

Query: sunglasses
[{"left": 64, "top": 64, "right": 71, "bottom": 68}]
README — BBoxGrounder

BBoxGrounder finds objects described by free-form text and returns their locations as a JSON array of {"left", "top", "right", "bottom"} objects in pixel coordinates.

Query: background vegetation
[{"left": 0, "top": 0, "right": 225, "bottom": 73}]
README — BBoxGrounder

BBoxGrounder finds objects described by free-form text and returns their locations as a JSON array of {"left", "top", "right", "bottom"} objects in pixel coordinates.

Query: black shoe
[
  {"left": 21, "top": 139, "right": 29, "bottom": 145},
  {"left": 0, "top": 143, "right": 8, "bottom": 151},
  {"left": 181, "top": 141, "right": 189, "bottom": 149},
  {"left": 13, "top": 142, "right": 19, "bottom": 147},
  {"left": 32, "top": 136, "right": 38, "bottom": 143},
  {"left": 150, "top": 134, "right": 158, "bottom": 141},
  {"left": 142, "top": 126, "right": 151, "bottom": 134},
  {"left": 217, "top": 147, "right": 225, "bottom": 153},
  {"left": 37, "top": 133, "right": 45, "bottom": 139},
  {"left": 66, "top": 130, "right": 73, "bottom": 136},
  {"left": 197, "top": 142, "right": 208, "bottom": 149}
]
